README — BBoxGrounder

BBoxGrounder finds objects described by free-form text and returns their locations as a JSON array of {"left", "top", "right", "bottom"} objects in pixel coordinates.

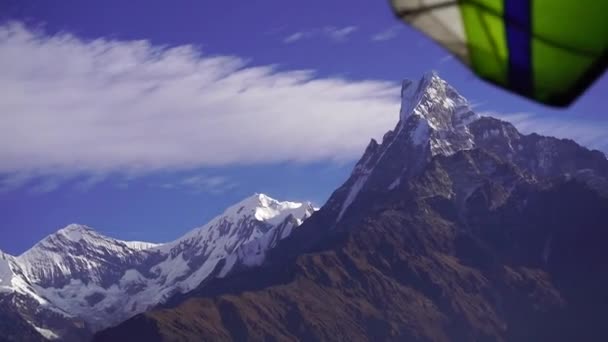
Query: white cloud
[
  {"left": 325, "top": 26, "right": 358, "bottom": 41},
  {"left": 161, "top": 174, "right": 237, "bottom": 194},
  {"left": 371, "top": 26, "right": 401, "bottom": 42},
  {"left": 283, "top": 32, "right": 307, "bottom": 43},
  {"left": 0, "top": 22, "right": 399, "bottom": 181},
  {"left": 438, "top": 54, "right": 454, "bottom": 65},
  {"left": 488, "top": 112, "right": 608, "bottom": 154},
  {"left": 283, "top": 26, "right": 358, "bottom": 44},
  {"left": 72, "top": 174, "right": 107, "bottom": 192}
]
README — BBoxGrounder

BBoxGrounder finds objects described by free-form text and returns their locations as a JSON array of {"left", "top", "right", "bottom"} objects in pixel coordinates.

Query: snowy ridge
[
  {"left": 17, "top": 224, "right": 149, "bottom": 286},
  {"left": 1, "top": 251, "right": 40, "bottom": 301},
  {"left": 123, "top": 241, "right": 161, "bottom": 251},
  {"left": 0, "top": 251, "right": 15, "bottom": 290},
  {"left": 220, "top": 211, "right": 312, "bottom": 275},
  {"left": 336, "top": 140, "right": 379, "bottom": 222},
  {"left": 170, "top": 193, "right": 313, "bottom": 248},
  {"left": 29, "top": 322, "right": 60, "bottom": 340},
  {"left": 151, "top": 194, "right": 315, "bottom": 298},
  {"left": 335, "top": 72, "right": 480, "bottom": 222},
  {"left": 0, "top": 194, "right": 315, "bottom": 340}
]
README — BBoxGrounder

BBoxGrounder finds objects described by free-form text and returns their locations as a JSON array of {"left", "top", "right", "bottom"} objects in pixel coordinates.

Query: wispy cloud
[
  {"left": 0, "top": 172, "right": 70, "bottom": 194},
  {"left": 160, "top": 175, "right": 237, "bottom": 194},
  {"left": 283, "top": 26, "right": 359, "bottom": 44},
  {"left": 0, "top": 172, "right": 33, "bottom": 192},
  {"left": 371, "top": 26, "right": 401, "bottom": 42},
  {"left": 325, "top": 26, "right": 358, "bottom": 41},
  {"left": 0, "top": 22, "right": 398, "bottom": 186},
  {"left": 29, "top": 176, "right": 66, "bottom": 194},
  {"left": 438, "top": 54, "right": 454, "bottom": 65},
  {"left": 284, "top": 32, "right": 307, "bottom": 43},
  {"left": 72, "top": 174, "right": 107, "bottom": 192},
  {"left": 485, "top": 112, "right": 608, "bottom": 153}
]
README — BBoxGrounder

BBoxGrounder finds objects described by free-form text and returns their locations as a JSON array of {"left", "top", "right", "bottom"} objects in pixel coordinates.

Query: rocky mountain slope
[
  {"left": 96, "top": 72, "right": 608, "bottom": 342},
  {"left": 0, "top": 194, "right": 314, "bottom": 341}
]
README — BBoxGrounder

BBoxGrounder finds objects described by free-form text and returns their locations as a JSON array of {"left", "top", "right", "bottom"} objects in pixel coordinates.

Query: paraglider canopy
[{"left": 390, "top": 0, "right": 608, "bottom": 107}]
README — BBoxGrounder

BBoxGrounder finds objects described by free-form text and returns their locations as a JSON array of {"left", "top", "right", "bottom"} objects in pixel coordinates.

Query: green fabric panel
[
  {"left": 460, "top": 1, "right": 508, "bottom": 86},
  {"left": 532, "top": 0, "right": 608, "bottom": 54},
  {"left": 532, "top": 41, "right": 595, "bottom": 103},
  {"left": 531, "top": 0, "right": 608, "bottom": 100},
  {"left": 467, "top": 0, "right": 503, "bottom": 14}
]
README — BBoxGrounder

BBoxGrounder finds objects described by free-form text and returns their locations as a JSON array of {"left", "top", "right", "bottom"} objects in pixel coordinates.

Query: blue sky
[{"left": 1, "top": 0, "right": 607, "bottom": 255}]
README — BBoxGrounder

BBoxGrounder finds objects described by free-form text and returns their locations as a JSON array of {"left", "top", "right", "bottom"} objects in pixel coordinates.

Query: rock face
[
  {"left": 0, "top": 194, "right": 314, "bottom": 341},
  {"left": 96, "top": 72, "right": 608, "bottom": 342}
]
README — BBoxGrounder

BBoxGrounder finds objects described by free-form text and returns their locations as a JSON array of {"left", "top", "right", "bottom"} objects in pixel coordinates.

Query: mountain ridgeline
[
  {"left": 0, "top": 195, "right": 315, "bottom": 341},
  {"left": 96, "top": 72, "right": 608, "bottom": 342}
]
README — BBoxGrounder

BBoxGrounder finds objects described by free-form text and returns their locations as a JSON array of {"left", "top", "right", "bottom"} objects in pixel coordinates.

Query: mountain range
[
  {"left": 3, "top": 71, "right": 608, "bottom": 341},
  {"left": 96, "top": 72, "right": 608, "bottom": 342},
  {"left": 0, "top": 194, "right": 315, "bottom": 341}
]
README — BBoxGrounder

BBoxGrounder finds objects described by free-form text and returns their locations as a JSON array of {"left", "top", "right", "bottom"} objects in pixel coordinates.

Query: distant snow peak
[
  {"left": 58, "top": 224, "right": 158, "bottom": 251},
  {"left": 254, "top": 197, "right": 311, "bottom": 225},
  {"left": 33, "top": 223, "right": 135, "bottom": 253},
  {"left": 223, "top": 193, "right": 314, "bottom": 225},
  {"left": 0, "top": 193, "right": 316, "bottom": 340},
  {"left": 56, "top": 224, "right": 93, "bottom": 242}
]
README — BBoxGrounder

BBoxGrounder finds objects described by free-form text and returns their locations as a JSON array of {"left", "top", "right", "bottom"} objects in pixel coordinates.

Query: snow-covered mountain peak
[
  {"left": 16, "top": 225, "right": 154, "bottom": 288},
  {"left": 26, "top": 224, "right": 119, "bottom": 252},
  {"left": 399, "top": 72, "right": 479, "bottom": 156},
  {"left": 27, "top": 224, "right": 156, "bottom": 254},
  {"left": 331, "top": 72, "right": 484, "bottom": 223},
  {"left": 252, "top": 195, "right": 314, "bottom": 225},
  {"left": 55, "top": 224, "right": 94, "bottom": 242},
  {"left": 400, "top": 71, "right": 474, "bottom": 125},
  {"left": 218, "top": 193, "right": 314, "bottom": 226},
  {"left": 230, "top": 193, "right": 278, "bottom": 214},
  {"left": 400, "top": 71, "right": 441, "bottom": 120},
  {"left": 53, "top": 224, "right": 159, "bottom": 251},
  {"left": 1, "top": 195, "right": 316, "bottom": 340}
]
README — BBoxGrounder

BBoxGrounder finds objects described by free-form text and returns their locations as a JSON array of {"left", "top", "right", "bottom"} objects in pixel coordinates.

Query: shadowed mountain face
[
  {"left": 0, "top": 295, "right": 49, "bottom": 342},
  {"left": 96, "top": 72, "right": 608, "bottom": 342}
]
